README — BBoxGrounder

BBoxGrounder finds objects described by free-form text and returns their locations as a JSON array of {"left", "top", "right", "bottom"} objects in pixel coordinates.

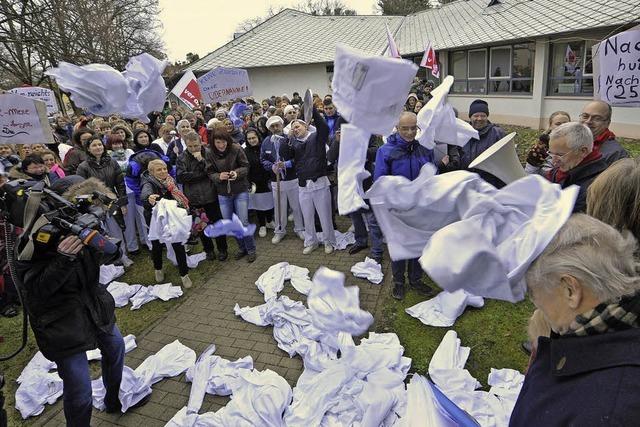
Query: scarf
[
  {"left": 567, "top": 291, "right": 640, "bottom": 337},
  {"left": 593, "top": 128, "right": 616, "bottom": 148},
  {"left": 548, "top": 147, "right": 602, "bottom": 184},
  {"left": 152, "top": 174, "right": 190, "bottom": 210}
]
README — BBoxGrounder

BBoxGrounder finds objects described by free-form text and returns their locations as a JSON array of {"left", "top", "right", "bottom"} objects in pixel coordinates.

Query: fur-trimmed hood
[
  {"left": 61, "top": 177, "right": 116, "bottom": 201},
  {"left": 8, "top": 165, "right": 30, "bottom": 180}
]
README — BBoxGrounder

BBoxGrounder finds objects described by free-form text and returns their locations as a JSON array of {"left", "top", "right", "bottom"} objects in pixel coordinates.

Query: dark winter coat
[
  {"left": 458, "top": 122, "right": 506, "bottom": 169},
  {"left": 62, "top": 146, "right": 88, "bottom": 176},
  {"left": 8, "top": 166, "right": 60, "bottom": 187},
  {"left": 205, "top": 142, "right": 250, "bottom": 196},
  {"left": 76, "top": 155, "right": 127, "bottom": 206},
  {"left": 244, "top": 143, "right": 271, "bottom": 193},
  {"left": 166, "top": 137, "right": 186, "bottom": 165},
  {"left": 125, "top": 149, "right": 171, "bottom": 205},
  {"left": 229, "top": 128, "right": 245, "bottom": 145},
  {"left": 599, "top": 136, "right": 629, "bottom": 166},
  {"left": 140, "top": 171, "right": 181, "bottom": 223},
  {"left": 510, "top": 327, "right": 640, "bottom": 427},
  {"left": 287, "top": 107, "right": 330, "bottom": 186},
  {"left": 176, "top": 148, "right": 217, "bottom": 206},
  {"left": 15, "top": 247, "right": 116, "bottom": 360},
  {"left": 549, "top": 156, "right": 608, "bottom": 213},
  {"left": 373, "top": 133, "right": 435, "bottom": 181},
  {"left": 260, "top": 134, "right": 297, "bottom": 182}
]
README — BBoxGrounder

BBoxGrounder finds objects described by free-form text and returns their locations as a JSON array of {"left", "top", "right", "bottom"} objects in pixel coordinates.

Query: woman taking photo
[{"left": 206, "top": 131, "right": 256, "bottom": 262}]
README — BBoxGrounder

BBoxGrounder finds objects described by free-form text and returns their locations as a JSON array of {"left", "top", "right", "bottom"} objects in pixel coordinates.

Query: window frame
[
  {"left": 547, "top": 40, "right": 595, "bottom": 97},
  {"left": 489, "top": 46, "right": 512, "bottom": 79}
]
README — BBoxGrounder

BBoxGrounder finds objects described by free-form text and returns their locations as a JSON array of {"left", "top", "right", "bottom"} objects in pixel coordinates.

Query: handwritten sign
[
  {"left": 593, "top": 28, "right": 640, "bottom": 107},
  {"left": 170, "top": 70, "right": 202, "bottom": 109},
  {"left": 0, "top": 94, "right": 55, "bottom": 145},
  {"left": 197, "top": 67, "right": 252, "bottom": 103},
  {"left": 9, "top": 86, "right": 60, "bottom": 115}
]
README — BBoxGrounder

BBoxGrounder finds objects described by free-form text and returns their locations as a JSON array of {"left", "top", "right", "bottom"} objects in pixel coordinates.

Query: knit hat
[
  {"left": 266, "top": 116, "right": 284, "bottom": 129},
  {"left": 215, "top": 108, "right": 227, "bottom": 118},
  {"left": 284, "top": 105, "right": 295, "bottom": 114},
  {"left": 469, "top": 99, "right": 489, "bottom": 117}
]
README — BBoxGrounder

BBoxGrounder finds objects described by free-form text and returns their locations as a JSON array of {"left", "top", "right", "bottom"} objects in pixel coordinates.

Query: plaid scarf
[
  {"left": 164, "top": 175, "right": 190, "bottom": 210},
  {"left": 566, "top": 292, "right": 640, "bottom": 337}
]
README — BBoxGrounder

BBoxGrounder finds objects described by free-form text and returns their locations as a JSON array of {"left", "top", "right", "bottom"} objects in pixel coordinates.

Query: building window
[
  {"left": 547, "top": 40, "right": 595, "bottom": 96},
  {"left": 450, "top": 43, "right": 534, "bottom": 94}
]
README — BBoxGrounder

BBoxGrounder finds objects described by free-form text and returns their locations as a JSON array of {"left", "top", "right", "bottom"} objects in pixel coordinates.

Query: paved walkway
[{"left": 33, "top": 223, "right": 390, "bottom": 426}]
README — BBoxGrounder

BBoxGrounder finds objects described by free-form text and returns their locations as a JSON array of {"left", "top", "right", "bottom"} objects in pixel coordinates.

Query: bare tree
[{"left": 0, "top": 0, "right": 165, "bottom": 87}]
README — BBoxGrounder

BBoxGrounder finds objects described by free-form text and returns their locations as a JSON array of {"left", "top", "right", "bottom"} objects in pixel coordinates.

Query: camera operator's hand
[{"left": 57, "top": 235, "right": 83, "bottom": 256}]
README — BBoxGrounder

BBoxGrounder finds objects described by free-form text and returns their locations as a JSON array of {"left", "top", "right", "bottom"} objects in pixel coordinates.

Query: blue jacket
[
  {"left": 373, "top": 133, "right": 435, "bottom": 182},
  {"left": 260, "top": 134, "right": 296, "bottom": 182},
  {"left": 125, "top": 148, "right": 171, "bottom": 205},
  {"left": 510, "top": 327, "right": 640, "bottom": 426},
  {"left": 459, "top": 123, "right": 506, "bottom": 169}
]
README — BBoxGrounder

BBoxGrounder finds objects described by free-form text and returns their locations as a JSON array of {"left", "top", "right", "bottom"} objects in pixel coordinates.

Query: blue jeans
[
  {"left": 218, "top": 192, "right": 256, "bottom": 254},
  {"left": 350, "top": 209, "right": 384, "bottom": 259},
  {"left": 54, "top": 324, "right": 125, "bottom": 426}
]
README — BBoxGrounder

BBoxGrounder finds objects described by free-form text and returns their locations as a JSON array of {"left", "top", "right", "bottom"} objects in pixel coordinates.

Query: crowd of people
[{"left": 2, "top": 79, "right": 640, "bottom": 425}]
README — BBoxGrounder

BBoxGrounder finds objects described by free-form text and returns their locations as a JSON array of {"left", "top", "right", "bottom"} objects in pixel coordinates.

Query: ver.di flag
[
  {"left": 170, "top": 70, "right": 202, "bottom": 109},
  {"left": 420, "top": 43, "right": 440, "bottom": 78}
]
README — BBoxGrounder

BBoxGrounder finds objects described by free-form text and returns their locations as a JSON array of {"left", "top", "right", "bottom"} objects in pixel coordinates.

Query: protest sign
[
  {"left": 9, "top": 86, "right": 60, "bottom": 115},
  {"left": 197, "top": 67, "right": 252, "bottom": 103},
  {"left": 170, "top": 70, "right": 202, "bottom": 109},
  {"left": 0, "top": 93, "right": 55, "bottom": 145},
  {"left": 593, "top": 28, "right": 640, "bottom": 107}
]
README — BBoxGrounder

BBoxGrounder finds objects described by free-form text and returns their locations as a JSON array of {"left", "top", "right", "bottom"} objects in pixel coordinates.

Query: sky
[{"left": 159, "top": 0, "right": 379, "bottom": 62}]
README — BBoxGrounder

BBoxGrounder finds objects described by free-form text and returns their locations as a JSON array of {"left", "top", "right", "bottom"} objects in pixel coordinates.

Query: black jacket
[
  {"left": 176, "top": 149, "right": 217, "bottom": 206},
  {"left": 327, "top": 135, "right": 380, "bottom": 193},
  {"left": 76, "top": 155, "right": 127, "bottom": 206},
  {"left": 16, "top": 247, "right": 116, "bottom": 360},
  {"left": 287, "top": 107, "right": 330, "bottom": 186},
  {"left": 62, "top": 146, "right": 88, "bottom": 176},
  {"left": 139, "top": 171, "right": 184, "bottom": 224},
  {"left": 549, "top": 156, "right": 608, "bottom": 213},
  {"left": 244, "top": 143, "right": 271, "bottom": 193},
  {"left": 510, "top": 328, "right": 640, "bottom": 426}
]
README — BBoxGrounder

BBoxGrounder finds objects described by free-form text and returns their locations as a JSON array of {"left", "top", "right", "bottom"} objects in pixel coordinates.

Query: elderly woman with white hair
[
  {"left": 510, "top": 214, "right": 640, "bottom": 426},
  {"left": 545, "top": 121, "right": 608, "bottom": 212}
]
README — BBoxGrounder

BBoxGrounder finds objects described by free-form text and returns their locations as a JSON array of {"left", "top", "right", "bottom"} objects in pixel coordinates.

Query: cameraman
[{"left": 14, "top": 176, "right": 126, "bottom": 426}]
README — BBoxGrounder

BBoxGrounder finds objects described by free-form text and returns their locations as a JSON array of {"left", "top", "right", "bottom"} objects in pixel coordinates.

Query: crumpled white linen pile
[
  {"left": 45, "top": 52, "right": 167, "bottom": 122},
  {"left": 166, "top": 344, "right": 292, "bottom": 426},
  {"left": 255, "top": 262, "right": 314, "bottom": 301},
  {"left": 351, "top": 257, "right": 384, "bottom": 284},
  {"left": 92, "top": 340, "right": 196, "bottom": 413},
  {"left": 284, "top": 332, "right": 410, "bottom": 426},
  {"left": 15, "top": 335, "right": 137, "bottom": 419},
  {"left": 316, "top": 230, "right": 356, "bottom": 250},
  {"left": 167, "top": 243, "right": 208, "bottom": 269},
  {"left": 405, "top": 290, "right": 484, "bottom": 327},
  {"left": 148, "top": 199, "right": 192, "bottom": 244},
  {"left": 428, "top": 331, "right": 524, "bottom": 426},
  {"left": 367, "top": 165, "right": 578, "bottom": 302},
  {"left": 106, "top": 281, "right": 183, "bottom": 310},
  {"left": 99, "top": 264, "right": 125, "bottom": 285},
  {"left": 401, "top": 374, "right": 459, "bottom": 427}
]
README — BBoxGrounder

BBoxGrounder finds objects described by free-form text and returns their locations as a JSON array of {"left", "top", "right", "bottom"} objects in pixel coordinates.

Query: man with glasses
[
  {"left": 578, "top": 100, "right": 628, "bottom": 166},
  {"left": 373, "top": 111, "right": 437, "bottom": 300},
  {"left": 546, "top": 121, "right": 608, "bottom": 213}
]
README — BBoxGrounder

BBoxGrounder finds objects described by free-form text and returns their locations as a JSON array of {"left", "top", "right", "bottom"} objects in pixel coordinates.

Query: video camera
[{"left": 1, "top": 178, "right": 121, "bottom": 262}]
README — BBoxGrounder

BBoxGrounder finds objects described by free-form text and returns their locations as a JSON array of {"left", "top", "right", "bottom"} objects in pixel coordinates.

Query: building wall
[
  {"left": 247, "top": 64, "right": 331, "bottom": 101},
  {"left": 444, "top": 38, "right": 640, "bottom": 138}
]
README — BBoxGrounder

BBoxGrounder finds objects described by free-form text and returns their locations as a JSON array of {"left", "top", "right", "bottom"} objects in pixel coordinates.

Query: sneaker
[
  {"left": 121, "top": 255, "right": 134, "bottom": 268},
  {"left": 217, "top": 250, "right": 228, "bottom": 261},
  {"left": 348, "top": 224, "right": 355, "bottom": 233},
  {"left": 296, "top": 231, "right": 306, "bottom": 241},
  {"left": 392, "top": 283, "right": 405, "bottom": 300},
  {"left": 154, "top": 269, "right": 165, "bottom": 283},
  {"left": 324, "top": 244, "right": 334, "bottom": 254},
  {"left": 106, "top": 393, "right": 151, "bottom": 414},
  {"left": 234, "top": 251, "right": 248, "bottom": 260},
  {"left": 303, "top": 243, "right": 318, "bottom": 255},
  {"left": 258, "top": 226, "right": 267, "bottom": 237},
  {"left": 288, "top": 213, "right": 294, "bottom": 222},
  {"left": 181, "top": 274, "right": 192, "bottom": 289},
  {"left": 410, "top": 281, "right": 436, "bottom": 297},
  {"left": 272, "top": 234, "right": 284, "bottom": 244},
  {"left": 265, "top": 221, "right": 276, "bottom": 229},
  {"left": 247, "top": 253, "right": 257, "bottom": 263}
]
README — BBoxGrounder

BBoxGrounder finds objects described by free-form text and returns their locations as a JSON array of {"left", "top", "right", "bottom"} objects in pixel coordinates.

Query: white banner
[
  {"left": 9, "top": 86, "right": 60, "bottom": 115},
  {"left": 0, "top": 93, "right": 55, "bottom": 145},
  {"left": 197, "top": 67, "right": 252, "bottom": 103},
  {"left": 593, "top": 28, "right": 640, "bottom": 107}
]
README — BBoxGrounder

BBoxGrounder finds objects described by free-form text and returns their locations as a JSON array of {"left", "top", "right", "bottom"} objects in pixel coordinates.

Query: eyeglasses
[
  {"left": 579, "top": 113, "right": 609, "bottom": 123},
  {"left": 547, "top": 148, "right": 575, "bottom": 159}
]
